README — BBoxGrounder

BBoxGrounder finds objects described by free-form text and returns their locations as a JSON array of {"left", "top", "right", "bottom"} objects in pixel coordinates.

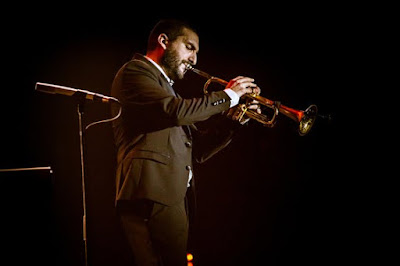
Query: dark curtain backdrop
[{"left": 1, "top": 4, "right": 366, "bottom": 266}]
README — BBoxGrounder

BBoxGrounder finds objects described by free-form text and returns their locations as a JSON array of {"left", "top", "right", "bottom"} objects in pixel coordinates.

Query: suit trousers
[{"left": 118, "top": 199, "right": 189, "bottom": 266}]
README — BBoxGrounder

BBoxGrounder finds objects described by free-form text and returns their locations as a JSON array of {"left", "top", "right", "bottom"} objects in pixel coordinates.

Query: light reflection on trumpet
[{"left": 184, "top": 62, "right": 318, "bottom": 136}]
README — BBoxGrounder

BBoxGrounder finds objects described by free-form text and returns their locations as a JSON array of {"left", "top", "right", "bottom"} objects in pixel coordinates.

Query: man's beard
[{"left": 161, "top": 47, "right": 184, "bottom": 81}]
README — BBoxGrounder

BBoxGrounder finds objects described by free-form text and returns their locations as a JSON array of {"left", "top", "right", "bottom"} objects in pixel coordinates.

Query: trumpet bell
[{"left": 299, "top": 104, "right": 318, "bottom": 136}]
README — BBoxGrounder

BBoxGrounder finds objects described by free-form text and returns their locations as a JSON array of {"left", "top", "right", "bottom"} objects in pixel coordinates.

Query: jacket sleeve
[
  {"left": 191, "top": 114, "right": 246, "bottom": 164},
  {"left": 116, "top": 61, "right": 232, "bottom": 133}
]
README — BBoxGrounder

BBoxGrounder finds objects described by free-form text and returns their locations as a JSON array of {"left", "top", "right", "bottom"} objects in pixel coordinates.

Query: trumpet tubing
[{"left": 185, "top": 63, "right": 318, "bottom": 136}]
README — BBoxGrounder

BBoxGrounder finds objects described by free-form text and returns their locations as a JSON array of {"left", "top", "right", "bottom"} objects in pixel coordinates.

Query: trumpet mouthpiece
[{"left": 183, "top": 61, "right": 194, "bottom": 70}]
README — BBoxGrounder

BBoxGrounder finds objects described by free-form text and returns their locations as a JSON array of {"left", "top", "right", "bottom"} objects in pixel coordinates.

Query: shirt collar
[{"left": 144, "top": 56, "right": 174, "bottom": 86}]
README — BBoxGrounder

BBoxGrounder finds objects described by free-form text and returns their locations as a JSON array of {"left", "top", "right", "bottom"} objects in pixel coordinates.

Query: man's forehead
[{"left": 181, "top": 28, "right": 199, "bottom": 50}]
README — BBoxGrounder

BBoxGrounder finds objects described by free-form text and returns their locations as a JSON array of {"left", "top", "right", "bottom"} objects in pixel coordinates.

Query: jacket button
[
  {"left": 185, "top": 141, "right": 192, "bottom": 147},
  {"left": 186, "top": 165, "right": 192, "bottom": 171}
]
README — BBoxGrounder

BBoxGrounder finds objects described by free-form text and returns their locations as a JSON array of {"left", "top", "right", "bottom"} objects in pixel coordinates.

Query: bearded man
[{"left": 111, "top": 19, "right": 260, "bottom": 266}]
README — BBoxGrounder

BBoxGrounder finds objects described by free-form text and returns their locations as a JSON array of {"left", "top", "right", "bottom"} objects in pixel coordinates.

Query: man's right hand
[{"left": 226, "top": 76, "right": 260, "bottom": 98}]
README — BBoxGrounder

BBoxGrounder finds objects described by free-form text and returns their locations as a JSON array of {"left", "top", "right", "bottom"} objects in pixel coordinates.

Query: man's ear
[{"left": 158, "top": 33, "right": 169, "bottom": 50}]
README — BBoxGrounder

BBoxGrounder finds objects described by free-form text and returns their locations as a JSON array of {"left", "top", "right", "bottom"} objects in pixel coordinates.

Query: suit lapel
[
  {"left": 146, "top": 56, "right": 193, "bottom": 140},
  {"left": 165, "top": 81, "right": 177, "bottom": 97}
]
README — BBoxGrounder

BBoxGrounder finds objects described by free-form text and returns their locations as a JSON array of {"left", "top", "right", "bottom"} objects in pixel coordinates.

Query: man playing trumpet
[{"left": 110, "top": 19, "right": 261, "bottom": 266}]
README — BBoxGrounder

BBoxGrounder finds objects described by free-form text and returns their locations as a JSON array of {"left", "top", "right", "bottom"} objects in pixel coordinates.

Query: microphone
[{"left": 35, "top": 82, "right": 119, "bottom": 104}]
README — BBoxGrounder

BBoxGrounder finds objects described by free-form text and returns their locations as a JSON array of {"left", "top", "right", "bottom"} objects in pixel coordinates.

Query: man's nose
[{"left": 188, "top": 54, "right": 197, "bottom": 65}]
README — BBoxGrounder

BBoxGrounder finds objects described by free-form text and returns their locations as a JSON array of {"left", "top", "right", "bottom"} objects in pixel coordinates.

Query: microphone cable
[{"left": 85, "top": 99, "right": 122, "bottom": 131}]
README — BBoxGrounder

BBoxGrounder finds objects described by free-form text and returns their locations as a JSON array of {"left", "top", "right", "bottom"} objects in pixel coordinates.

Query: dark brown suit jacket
[{"left": 111, "top": 54, "right": 238, "bottom": 207}]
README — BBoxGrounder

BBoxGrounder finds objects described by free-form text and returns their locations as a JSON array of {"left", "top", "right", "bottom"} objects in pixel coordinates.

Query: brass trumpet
[{"left": 185, "top": 63, "right": 318, "bottom": 136}]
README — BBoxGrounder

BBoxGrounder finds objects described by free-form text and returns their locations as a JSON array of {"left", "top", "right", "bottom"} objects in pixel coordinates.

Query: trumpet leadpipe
[{"left": 185, "top": 62, "right": 228, "bottom": 86}]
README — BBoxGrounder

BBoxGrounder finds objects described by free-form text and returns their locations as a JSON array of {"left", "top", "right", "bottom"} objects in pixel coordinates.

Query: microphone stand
[
  {"left": 75, "top": 92, "right": 121, "bottom": 266},
  {"left": 35, "top": 82, "right": 122, "bottom": 266},
  {"left": 75, "top": 92, "right": 89, "bottom": 266}
]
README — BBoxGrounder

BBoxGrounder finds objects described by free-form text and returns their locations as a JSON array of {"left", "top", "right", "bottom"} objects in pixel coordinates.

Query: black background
[{"left": 1, "top": 3, "right": 371, "bottom": 266}]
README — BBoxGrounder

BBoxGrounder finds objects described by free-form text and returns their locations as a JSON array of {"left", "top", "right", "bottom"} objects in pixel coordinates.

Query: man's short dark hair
[{"left": 147, "top": 19, "right": 197, "bottom": 51}]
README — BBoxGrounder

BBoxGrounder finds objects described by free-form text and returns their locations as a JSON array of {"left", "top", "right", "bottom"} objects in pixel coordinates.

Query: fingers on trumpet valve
[
  {"left": 251, "top": 86, "right": 261, "bottom": 95},
  {"left": 246, "top": 100, "right": 262, "bottom": 114},
  {"left": 227, "top": 76, "right": 259, "bottom": 97}
]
